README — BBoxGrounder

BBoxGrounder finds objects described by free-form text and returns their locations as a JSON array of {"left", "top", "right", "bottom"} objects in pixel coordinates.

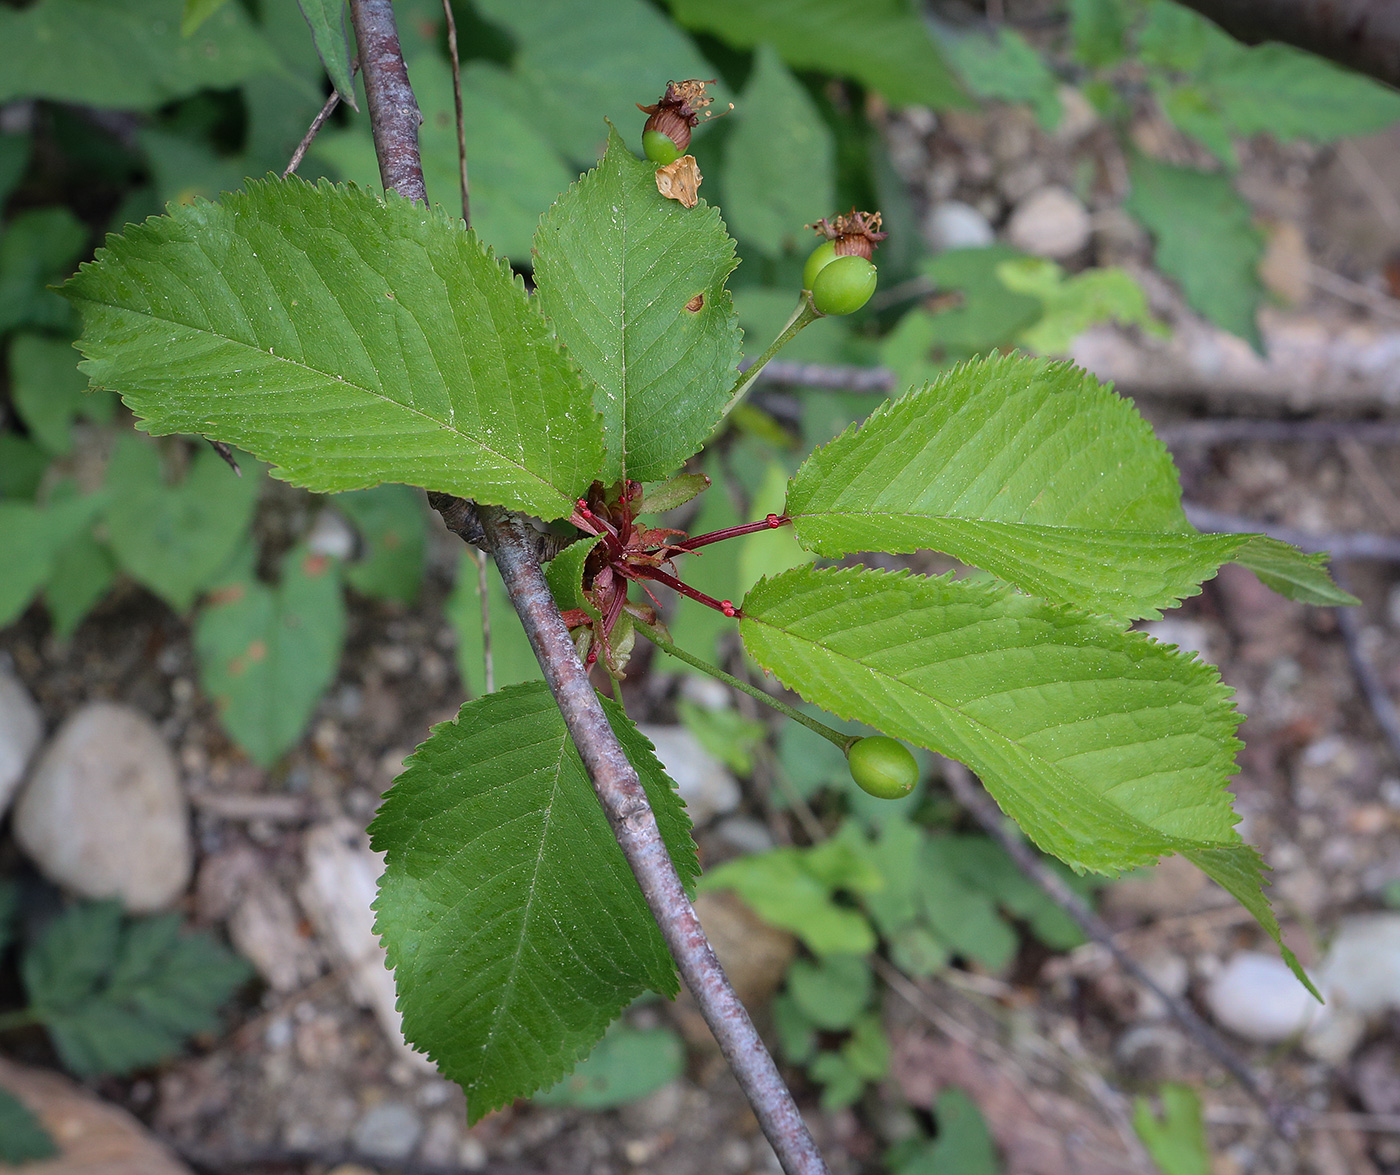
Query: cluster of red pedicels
[{"left": 561, "top": 479, "right": 789, "bottom": 673}]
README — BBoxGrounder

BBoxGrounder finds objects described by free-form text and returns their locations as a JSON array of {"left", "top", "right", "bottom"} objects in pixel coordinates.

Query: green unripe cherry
[
  {"left": 846, "top": 736, "right": 918, "bottom": 799},
  {"left": 643, "top": 129, "right": 682, "bottom": 165},
  {"left": 802, "top": 240, "right": 838, "bottom": 292},
  {"left": 811, "top": 254, "right": 877, "bottom": 316}
]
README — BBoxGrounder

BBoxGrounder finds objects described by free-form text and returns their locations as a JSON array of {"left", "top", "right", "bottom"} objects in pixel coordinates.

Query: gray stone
[
  {"left": 0, "top": 663, "right": 42, "bottom": 818},
  {"left": 352, "top": 1101, "right": 422, "bottom": 1160},
  {"left": 923, "top": 201, "right": 995, "bottom": 252},
  {"left": 1319, "top": 913, "right": 1400, "bottom": 1016},
  {"left": 1005, "top": 185, "right": 1092, "bottom": 259},
  {"left": 638, "top": 725, "right": 740, "bottom": 824},
  {"left": 299, "top": 820, "right": 436, "bottom": 1069},
  {"left": 306, "top": 509, "right": 357, "bottom": 562},
  {"left": 13, "top": 702, "right": 192, "bottom": 911},
  {"left": 228, "top": 874, "right": 323, "bottom": 993},
  {"left": 1205, "top": 951, "right": 1317, "bottom": 1042}
]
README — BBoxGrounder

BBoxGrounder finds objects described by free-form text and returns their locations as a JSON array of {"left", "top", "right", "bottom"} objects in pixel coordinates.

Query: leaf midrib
[
  {"left": 79, "top": 294, "right": 567, "bottom": 504},
  {"left": 743, "top": 609, "right": 1234, "bottom": 848},
  {"left": 475, "top": 730, "right": 572, "bottom": 1073}
]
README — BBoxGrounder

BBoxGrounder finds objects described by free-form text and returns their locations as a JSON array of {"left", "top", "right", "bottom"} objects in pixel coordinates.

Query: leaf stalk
[
  {"left": 719, "top": 294, "right": 821, "bottom": 422},
  {"left": 635, "top": 621, "right": 857, "bottom": 752}
]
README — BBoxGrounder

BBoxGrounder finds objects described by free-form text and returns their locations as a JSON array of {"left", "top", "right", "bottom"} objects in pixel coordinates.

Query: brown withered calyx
[
  {"left": 637, "top": 79, "right": 719, "bottom": 154},
  {"left": 808, "top": 209, "right": 888, "bottom": 260}
]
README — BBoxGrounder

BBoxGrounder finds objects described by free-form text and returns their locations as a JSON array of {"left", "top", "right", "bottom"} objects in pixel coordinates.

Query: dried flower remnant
[
  {"left": 808, "top": 209, "right": 888, "bottom": 260},
  {"left": 637, "top": 79, "right": 729, "bottom": 159},
  {"left": 655, "top": 155, "right": 702, "bottom": 208}
]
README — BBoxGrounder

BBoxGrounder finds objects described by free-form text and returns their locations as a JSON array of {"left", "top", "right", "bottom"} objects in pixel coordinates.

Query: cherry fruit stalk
[{"left": 563, "top": 478, "right": 789, "bottom": 675}]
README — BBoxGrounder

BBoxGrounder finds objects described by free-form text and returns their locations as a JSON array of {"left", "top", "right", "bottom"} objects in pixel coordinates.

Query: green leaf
[
  {"left": 0, "top": 131, "right": 33, "bottom": 209},
  {"left": 0, "top": 207, "right": 87, "bottom": 334},
  {"left": 1202, "top": 43, "right": 1400, "bottom": 144},
  {"left": 881, "top": 246, "right": 1039, "bottom": 386},
  {"left": 194, "top": 544, "right": 346, "bottom": 766},
  {"left": 785, "top": 354, "right": 1246, "bottom": 621},
  {"left": 772, "top": 992, "right": 817, "bottom": 1063},
  {"left": 920, "top": 837, "right": 1019, "bottom": 972},
  {"left": 1133, "top": 1084, "right": 1210, "bottom": 1175},
  {"left": 533, "top": 1023, "right": 684, "bottom": 1109},
  {"left": 722, "top": 45, "right": 835, "bottom": 257},
  {"left": 897, "top": 1088, "right": 999, "bottom": 1175},
  {"left": 0, "top": 1087, "right": 58, "bottom": 1164},
  {"left": 1158, "top": 82, "right": 1237, "bottom": 169},
  {"left": 665, "top": 0, "right": 965, "bottom": 109},
  {"left": 1229, "top": 535, "right": 1358, "bottom": 606},
  {"left": 9, "top": 332, "right": 114, "bottom": 456},
  {"left": 936, "top": 835, "right": 1088, "bottom": 951},
  {"left": 533, "top": 129, "right": 740, "bottom": 482},
  {"left": 1137, "top": 0, "right": 1241, "bottom": 74},
  {"left": 44, "top": 529, "right": 118, "bottom": 640},
  {"left": 0, "top": 496, "right": 101, "bottom": 627},
  {"left": 102, "top": 435, "right": 260, "bottom": 613},
  {"left": 1125, "top": 155, "right": 1263, "bottom": 349},
  {"left": 701, "top": 846, "right": 877, "bottom": 955},
  {"left": 370, "top": 682, "right": 698, "bottom": 1122},
  {"left": 739, "top": 564, "right": 1309, "bottom": 987},
  {"left": 182, "top": 0, "right": 231, "bottom": 37},
  {"left": 472, "top": 0, "right": 715, "bottom": 164},
  {"left": 936, "top": 26, "right": 1061, "bottom": 131},
  {"left": 295, "top": 0, "right": 356, "bottom": 107},
  {"left": 787, "top": 954, "right": 872, "bottom": 1030},
  {"left": 64, "top": 178, "right": 604, "bottom": 520},
  {"left": 810, "top": 1050, "right": 866, "bottom": 1111},
  {"left": 1070, "top": 0, "right": 1128, "bottom": 67},
  {"left": 314, "top": 58, "right": 576, "bottom": 261},
  {"left": 677, "top": 700, "right": 766, "bottom": 776},
  {"left": 23, "top": 902, "right": 251, "bottom": 1078},
  {"left": 0, "top": 435, "right": 48, "bottom": 500},
  {"left": 447, "top": 550, "right": 544, "bottom": 697},
  {"left": 995, "top": 259, "right": 1166, "bottom": 355},
  {"left": 136, "top": 127, "right": 255, "bottom": 209},
  {"left": 334, "top": 485, "right": 427, "bottom": 605},
  {"left": 842, "top": 1011, "right": 890, "bottom": 1080},
  {"left": 543, "top": 536, "right": 602, "bottom": 617},
  {"left": 0, "top": 0, "right": 277, "bottom": 110}
]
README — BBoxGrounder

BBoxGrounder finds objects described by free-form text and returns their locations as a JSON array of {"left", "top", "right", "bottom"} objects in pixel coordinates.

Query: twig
[
  {"left": 282, "top": 67, "right": 355, "bottom": 179},
  {"left": 1338, "top": 139, "right": 1400, "bottom": 233},
  {"left": 479, "top": 508, "right": 827, "bottom": 1174},
  {"left": 347, "top": 0, "right": 426, "bottom": 204},
  {"left": 168, "top": 1139, "right": 543, "bottom": 1175},
  {"left": 1331, "top": 565, "right": 1400, "bottom": 767},
  {"left": 1184, "top": 503, "right": 1400, "bottom": 562},
  {"left": 1156, "top": 419, "right": 1400, "bottom": 448},
  {"left": 1208, "top": 1105, "right": 1400, "bottom": 1135},
  {"left": 740, "top": 357, "right": 897, "bottom": 394},
  {"left": 345, "top": 6, "right": 827, "bottom": 1170},
  {"left": 1337, "top": 436, "right": 1400, "bottom": 530},
  {"left": 441, "top": 0, "right": 470, "bottom": 225},
  {"left": 1309, "top": 263, "right": 1400, "bottom": 322},
  {"left": 435, "top": 1, "right": 489, "bottom": 692},
  {"left": 939, "top": 758, "right": 1301, "bottom": 1140}
]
